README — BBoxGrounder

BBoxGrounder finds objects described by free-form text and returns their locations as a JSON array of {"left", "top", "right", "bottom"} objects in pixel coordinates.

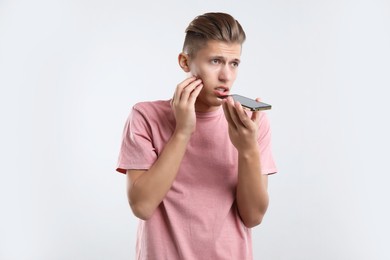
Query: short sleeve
[
  {"left": 116, "top": 106, "right": 158, "bottom": 174},
  {"left": 257, "top": 112, "right": 277, "bottom": 175}
]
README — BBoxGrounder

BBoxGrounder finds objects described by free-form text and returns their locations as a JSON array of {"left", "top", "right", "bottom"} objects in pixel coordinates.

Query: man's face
[{"left": 189, "top": 40, "right": 242, "bottom": 112}]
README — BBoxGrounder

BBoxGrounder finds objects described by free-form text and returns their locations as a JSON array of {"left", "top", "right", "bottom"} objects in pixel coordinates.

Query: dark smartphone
[{"left": 230, "top": 94, "right": 272, "bottom": 111}]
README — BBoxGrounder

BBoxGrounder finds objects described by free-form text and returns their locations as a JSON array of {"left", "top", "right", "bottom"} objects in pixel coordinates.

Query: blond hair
[{"left": 183, "top": 12, "right": 246, "bottom": 57}]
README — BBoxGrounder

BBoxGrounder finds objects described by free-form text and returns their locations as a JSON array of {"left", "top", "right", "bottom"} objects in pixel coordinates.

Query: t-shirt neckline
[{"left": 195, "top": 107, "right": 223, "bottom": 119}]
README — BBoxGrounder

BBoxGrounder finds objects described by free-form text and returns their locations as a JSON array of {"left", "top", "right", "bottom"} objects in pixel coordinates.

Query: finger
[
  {"left": 251, "top": 97, "right": 262, "bottom": 123},
  {"left": 227, "top": 98, "right": 245, "bottom": 128},
  {"left": 222, "top": 99, "right": 236, "bottom": 128},
  {"left": 174, "top": 77, "right": 196, "bottom": 98},
  {"left": 187, "top": 83, "right": 203, "bottom": 104},
  {"left": 173, "top": 77, "right": 198, "bottom": 103},
  {"left": 178, "top": 79, "right": 202, "bottom": 103},
  {"left": 250, "top": 110, "right": 261, "bottom": 123},
  {"left": 232, "top": 100, "right": 251, "bottom": 128}
]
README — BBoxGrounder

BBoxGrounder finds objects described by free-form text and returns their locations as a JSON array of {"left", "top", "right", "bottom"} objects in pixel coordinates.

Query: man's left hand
[{"left": 222, "top": 96, "right": 261, "bottom": 152}]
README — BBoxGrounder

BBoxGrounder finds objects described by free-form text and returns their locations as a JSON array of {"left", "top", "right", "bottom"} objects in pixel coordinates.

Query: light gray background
[{"left": 1, "top": 0, "right": 389, "bottom": 259}]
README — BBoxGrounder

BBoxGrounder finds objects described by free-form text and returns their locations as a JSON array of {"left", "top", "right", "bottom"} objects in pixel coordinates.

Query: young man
[{"left": 116, "top": 12, "right": 277, "bottom": 259}]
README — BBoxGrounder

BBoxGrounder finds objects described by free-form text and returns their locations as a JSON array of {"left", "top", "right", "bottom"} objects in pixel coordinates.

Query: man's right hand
[
  {"left": 127, "top": 77, "right": 203, "bottom": 220},
  {"left": 171, "top": 77, "right": 203, "bottom": 137}
]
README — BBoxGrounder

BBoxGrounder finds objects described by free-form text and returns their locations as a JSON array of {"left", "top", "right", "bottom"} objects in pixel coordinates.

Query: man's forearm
[
  {"left": 128, "top": 132, "right": 190, "bottom": 219},
  {"left": 236, "top": 148, "right": 269, "bottom": 228}
]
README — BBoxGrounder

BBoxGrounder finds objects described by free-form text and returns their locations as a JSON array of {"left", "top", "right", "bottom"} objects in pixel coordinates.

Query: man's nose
[{"left": 218, "top": 65, "right": 232, "bottom": 82}]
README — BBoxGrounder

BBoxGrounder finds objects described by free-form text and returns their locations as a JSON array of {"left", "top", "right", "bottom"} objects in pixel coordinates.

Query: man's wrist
[
  {"left": 172, "top": 130, "right": 192, "bottom": 143},
  {"left": 238, "top": 146, "right": 260, "bottom": 160}
]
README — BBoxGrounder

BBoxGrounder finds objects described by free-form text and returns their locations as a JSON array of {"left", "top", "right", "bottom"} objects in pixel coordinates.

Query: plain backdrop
[{"left": 1, "top": 0, "right": 390, "bottom": 259}]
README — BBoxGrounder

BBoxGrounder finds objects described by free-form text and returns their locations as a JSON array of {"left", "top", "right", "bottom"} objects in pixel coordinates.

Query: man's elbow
[
  {"left": 243, "top": 214, "right": 264, "bottom": 228},
  {"left": 129, "top": 201, "right": 155, "bottom": 221}
]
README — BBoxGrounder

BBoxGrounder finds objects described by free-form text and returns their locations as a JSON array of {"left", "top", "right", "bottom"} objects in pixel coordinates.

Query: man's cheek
[
  {"left": 190, "top": 64, "right": 201, "bottom": 78},
  {"left": 191, "top": 65, "right": 207, "bottom": 78}
]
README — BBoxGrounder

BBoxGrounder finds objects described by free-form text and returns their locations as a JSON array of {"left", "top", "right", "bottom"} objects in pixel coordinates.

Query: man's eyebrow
[{"left": 209, "top": 56, "right": 241, "bottom": 63}]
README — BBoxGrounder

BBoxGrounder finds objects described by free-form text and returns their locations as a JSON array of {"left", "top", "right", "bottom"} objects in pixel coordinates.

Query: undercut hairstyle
[{"left": 183, "top": 12, "right": 246, "bottom": 57}]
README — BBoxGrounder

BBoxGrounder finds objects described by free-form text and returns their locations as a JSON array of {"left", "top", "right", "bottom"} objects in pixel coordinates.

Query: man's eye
[
  {"left": 211, "top": 59, "right": 220, "bottom": 64},
  {"left": 232, "top": 62, "right": 239, "bottom": 67}
]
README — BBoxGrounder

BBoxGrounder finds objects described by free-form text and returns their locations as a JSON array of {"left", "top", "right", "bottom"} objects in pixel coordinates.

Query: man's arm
[
  {"left": 236, "top": 148, "right": 269, "bottom": 228},
  {"left": 222, "top": 97, "right": 270, "bottom": 228},
  {"left": 126, "top": 132, "right": 191, "bottom": 220},
  {"left": 126, "top": 77, "right": 203, "bottom": 220}
]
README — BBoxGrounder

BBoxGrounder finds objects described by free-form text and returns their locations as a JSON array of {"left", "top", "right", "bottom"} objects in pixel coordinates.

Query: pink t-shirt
[{"left": 116, "top": 100, "right": 277, "bottom": 260}]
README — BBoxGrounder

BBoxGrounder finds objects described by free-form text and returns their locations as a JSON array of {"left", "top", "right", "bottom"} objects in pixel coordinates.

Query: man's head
[
  {"left": 179, "top": 13, "right": 246, "bottom": 112},
  {"left": 182, "top": 12, "right": 246, "bottom": 58}
]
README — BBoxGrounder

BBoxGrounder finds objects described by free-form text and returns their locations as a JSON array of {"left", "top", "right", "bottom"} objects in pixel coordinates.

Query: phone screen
[{"left": 230, "top": 94, "right": 272, "bottom": 111}]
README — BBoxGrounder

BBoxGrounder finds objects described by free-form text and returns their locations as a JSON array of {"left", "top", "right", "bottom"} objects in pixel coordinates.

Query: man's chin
[
  {"left": 215, "top": 97, "right": 225, "bottom": 105},
  {"left": 195, "top": 97, "right": 223, "bottom": 111}
]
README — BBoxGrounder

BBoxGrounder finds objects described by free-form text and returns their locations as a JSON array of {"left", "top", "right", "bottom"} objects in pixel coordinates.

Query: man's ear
[{"left": 178, "top": 52, "right": 191, "bottom": 72}]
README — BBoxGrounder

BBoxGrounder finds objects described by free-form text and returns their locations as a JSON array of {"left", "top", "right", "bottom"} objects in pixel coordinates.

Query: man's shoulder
[
  {"left": 132, "top": 99, "right": 172, "bottom": 120},
  {"left": 133, "top": 99, "right": 171, "bottom": 112}
]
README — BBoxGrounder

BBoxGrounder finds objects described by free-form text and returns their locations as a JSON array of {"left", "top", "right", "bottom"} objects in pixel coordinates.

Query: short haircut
[{"left": 182, "top": 12, "right": 246, "bottom": 57}]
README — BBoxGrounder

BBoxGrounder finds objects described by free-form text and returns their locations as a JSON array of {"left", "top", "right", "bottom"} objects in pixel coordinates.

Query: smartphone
[{"left": 230, "top": 94, "right": 272, "bottom": 111}]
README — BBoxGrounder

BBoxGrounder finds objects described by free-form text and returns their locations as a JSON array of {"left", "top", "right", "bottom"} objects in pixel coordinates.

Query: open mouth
[{"left": 215, "top": 87, "right": 229, "bottom": 98}]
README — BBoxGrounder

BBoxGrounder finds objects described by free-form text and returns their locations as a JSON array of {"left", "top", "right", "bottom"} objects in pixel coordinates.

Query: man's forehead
[{"left": 198, "top": 40, "right": 242, "bottom": 59}]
